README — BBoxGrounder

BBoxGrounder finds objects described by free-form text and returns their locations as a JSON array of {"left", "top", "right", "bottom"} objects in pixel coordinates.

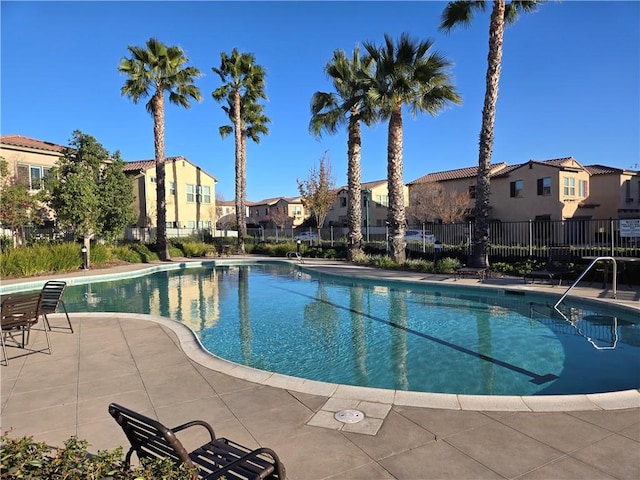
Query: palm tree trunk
[
  {"left": 347, "top": 114, "right": 363, "bottom": 260},
  {"left": 471, "top": 0, "right": 505, "bottom": 269},
  {"left": 152, "top": 90, "right": 170, "bottom": 261},
  {"left": 387, "top": 105, "right": 406, "bottom": 264},
  {"left": 233, "top": 90, "right": 246, "bottom": 254}
]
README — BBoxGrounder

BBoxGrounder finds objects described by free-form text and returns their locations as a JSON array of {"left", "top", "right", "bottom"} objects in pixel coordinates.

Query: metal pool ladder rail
[{"left": 554, "top": 256, "right": 617, "bottom": 310}]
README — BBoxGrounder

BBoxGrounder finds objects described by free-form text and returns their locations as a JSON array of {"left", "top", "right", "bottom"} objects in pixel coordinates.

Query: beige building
[
  {"left": 249, "top": 196, "right": 306, "bottom": 229},
  {"left": 325, "top": 179, "right": 408, "bottom": 229},
  {"left": 123, "top": 157, "right": 217, "bottom": 231},
  {"left": 408, "top": 157, "right": 640, "bottom": 223},
  {"left": 583, "top": 165, "right": 640, "bottom": 220},
  {"left": 491, "top": 157, "right": 591, "bottom": 222},
  {"left": 0, "top": 135, "right": 65, "bottom": 192}
]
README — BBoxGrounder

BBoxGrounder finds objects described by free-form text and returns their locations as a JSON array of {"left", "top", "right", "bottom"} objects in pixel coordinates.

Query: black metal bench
[{"left": 108, "top": 403, "right": 285, "bottom": 479}]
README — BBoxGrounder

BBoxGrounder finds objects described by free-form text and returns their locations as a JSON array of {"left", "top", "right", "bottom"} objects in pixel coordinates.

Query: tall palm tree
[
  {"left": 217, "top": 96, "right": 270, "bottom": 253},
  {"left": 363, "top": 33, "right": 461, "bottom": 264},
  {"left": 212, "top": 49, "right": 268, "bottom": 254},
  {"left": 309, "top": 47, "right": 377, "bottom": 260},
  {"left": 440, "top": 0, "right": 541, "bottom": 268},
  {"left": 119, "top": 38, "right": 202, "bottom": 261}
]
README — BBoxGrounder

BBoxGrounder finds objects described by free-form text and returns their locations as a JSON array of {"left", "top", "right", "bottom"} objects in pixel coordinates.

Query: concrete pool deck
[{"left": 1, "top": 257, "right": 639, "bottom": 479}]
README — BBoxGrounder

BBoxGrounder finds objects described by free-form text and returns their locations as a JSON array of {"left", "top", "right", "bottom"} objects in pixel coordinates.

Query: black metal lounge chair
[
  {"left": 40, "top": 280, "right": 73, "bottom": 333},
  {"left": 1, "top": 292, "right": 52, "bottom": 365},
  {"left": 524, "top": 246, "right": 573, "bottom": 286},
  {"left": 108, "top": 403, "right": 286, "bottom": 480},
  {"left": 456, "top": 251, "right": 490, "bottom": 282}
]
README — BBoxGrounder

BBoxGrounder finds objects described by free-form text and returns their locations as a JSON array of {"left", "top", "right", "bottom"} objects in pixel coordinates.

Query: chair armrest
[
  {"left": 202, "top": 446, "right": 285, "bottom": 479},
  {"left": 171, "top": 419, "right": 216, "bottom": 441}
]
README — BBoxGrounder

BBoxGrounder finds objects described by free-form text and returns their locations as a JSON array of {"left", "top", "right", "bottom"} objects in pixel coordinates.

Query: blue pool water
[{"left": 54, "top": 262, "right": 639, "bottom": 396}]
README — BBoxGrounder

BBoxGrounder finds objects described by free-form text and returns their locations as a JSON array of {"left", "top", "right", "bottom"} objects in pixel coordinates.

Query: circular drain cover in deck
[{"left": 334, "top": 409, "right": 364, "bottom": 424}]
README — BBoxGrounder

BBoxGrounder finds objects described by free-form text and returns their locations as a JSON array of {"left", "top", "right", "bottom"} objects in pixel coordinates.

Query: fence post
[
  {"left": 528, "top": 219, "right": 533, "bottom": 257},
  {"left": 610, "top": 218, "right": 615, "bottom": 256}
]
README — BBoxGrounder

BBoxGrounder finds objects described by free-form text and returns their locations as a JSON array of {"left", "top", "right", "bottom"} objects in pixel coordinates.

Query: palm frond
[{"left": 439, "top": 1, "right": 486, "bottom": 32}]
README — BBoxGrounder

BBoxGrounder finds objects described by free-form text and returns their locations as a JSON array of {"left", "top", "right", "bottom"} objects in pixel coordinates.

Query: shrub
[
  {"left": 90, "top": 244, "right": 112, "bottom": 265},
  {"left": 179, "top": 241, "right": 215, "bottom": 257},
  {"left": 403, "top": 258, "right": 435, "bottom": 273},
  {"left": 131, "top": 243, "right": 159, "bottom": 263},
  {"left": 436, "top": 257, "right": 461, "bottom": 274},
  {"left": 50, "top": 242, "right": 83, "bottom": 271},
  {"left": 0, "top": 434, "right": 196, "bottom": 479},
  {"left": 111, "top": 245, "right": 143, "bottom": 263}
]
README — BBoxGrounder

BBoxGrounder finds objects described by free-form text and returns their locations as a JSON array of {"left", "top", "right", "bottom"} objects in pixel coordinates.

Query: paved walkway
[{"left": 1, "top": 259, "right": 639, "bottom": 479}]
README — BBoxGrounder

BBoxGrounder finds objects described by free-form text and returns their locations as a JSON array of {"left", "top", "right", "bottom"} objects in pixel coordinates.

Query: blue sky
[{"left": 2, "top": 1, "right": 639, "bottom": 202}]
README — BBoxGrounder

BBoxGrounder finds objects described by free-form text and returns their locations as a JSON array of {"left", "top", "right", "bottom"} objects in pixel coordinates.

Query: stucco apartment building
[
  {"left": 1, "top": 135, "right": 219, "bottom": 234},
  {"left": 122, "top": 157, "right": 217, "bottom": 231},
  {"left": 408, "top": 157, "right": 640, "bottom": 223},
  {"left": 0, "top": 134, "right": 64, "bottom": 192},
  {"left": 324, "top": 179, "right": 409, "bottom": 229},
  {"left": 248, "top": 197, "right": 306, "bottom": 229}
]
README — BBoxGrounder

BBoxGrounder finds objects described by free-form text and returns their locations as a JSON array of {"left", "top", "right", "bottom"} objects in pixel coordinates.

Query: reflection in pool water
[{"left": 57, "top": 262, "right": 639, "bottom": 396}]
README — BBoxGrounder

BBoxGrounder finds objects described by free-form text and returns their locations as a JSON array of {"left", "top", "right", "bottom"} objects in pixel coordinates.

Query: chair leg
[
  {"left": 43, "top": 301, "right": 73, "bottom": 333},
  {"left": 1, "top": 332, "right": 8, "bottom": 366},
  {"left": 61, "top": 301, "right": 73, "bottom": 333}
]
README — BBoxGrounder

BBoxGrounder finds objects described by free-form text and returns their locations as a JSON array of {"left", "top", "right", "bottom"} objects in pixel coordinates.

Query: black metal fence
[
  {"left": 10, "top": 218, "right": 639, "bottom": 261},
  {"left": 250, "top": 218, "right": 640, "bottom": 260}
]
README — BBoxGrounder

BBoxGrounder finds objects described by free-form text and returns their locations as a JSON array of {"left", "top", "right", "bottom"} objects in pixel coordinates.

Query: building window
[
  {"left": 537, "top": 177, "right": 551, "bottom": 196},
  {"left": 186, "top": 184, "right": 195, "bottom": 202},
  {"left": 375, "top": 195, "right": 388, "bottom": 207},
  {"left": 17, "top": 164, "right": 50, "bottom": 190},
  {"left": 187, "top": 221, "right": 195, "bottom": 229},
  {"left": 578, "top": 179, "right": 588, "bottom": 197},
  {"left": 292, "top": 206, "right": 302, "bottom": 216},
  {"left": 202, "top": 185, "right": 211, "bottom": 203},
  {"left": 340, "top": 197, "right": 347, "bottom": 207},
  {"left": 151, "top": 177, "right": 157, "bottom": 183},
  {"left": 169, "top": 182, "right": 176, "bottom": 196},
  {"left": 563, "top": 177, "right": 576, "bottom": 196},
  {"left": 468, "top": 185, "right": 476, "bottom": 199},
  {"left": 510, "top": 180, "right": 523, "bottom": 198}
]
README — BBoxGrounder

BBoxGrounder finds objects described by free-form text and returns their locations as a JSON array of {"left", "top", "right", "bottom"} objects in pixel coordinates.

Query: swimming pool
[
  {"left": 29, "top": 262, "right": 640, "bottom": 396},
  {"left": 41, "top": 262, "right": 640, "bottom": 395}
]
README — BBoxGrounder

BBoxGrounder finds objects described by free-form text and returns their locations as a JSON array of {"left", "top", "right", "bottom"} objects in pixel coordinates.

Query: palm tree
[
  {"left": 118, "top": 38, "right": 202, "bottom": 261},
  {"left": 440, "top": 0, "right": 541, "bottom": 268},
  {"left": 363, "top": 33, "right": 461, "bottom": 264},
  {"left": 217, "top": 96, "right": 270, "bottom": 253},
  {"left": 309, "top": 47, "right": 377, "bottom": 260},
  {"left": 212, "top": 49, "right": 268, "bottom": 254}
]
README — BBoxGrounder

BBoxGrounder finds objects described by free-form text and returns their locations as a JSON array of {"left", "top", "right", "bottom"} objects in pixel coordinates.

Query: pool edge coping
[{"left": 68, "top": 311, "right": 640, "bottom": 413}]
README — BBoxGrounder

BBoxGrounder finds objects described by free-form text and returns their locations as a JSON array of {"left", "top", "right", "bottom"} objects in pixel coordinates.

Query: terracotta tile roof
[
  {"left": 252, "top": 196, "right": 303, "bottom": 205},
  {"left": 123, "top": 156, "right": 192, "bottom": 172},
  {"left": 584, "top": 164, "right": 623, "bottom": 175},
  {"left": 408, "top": 163, "right": 509, "bottom": 184},
  {"left": 122, "top": 160, "right": 156, "bottom": 172},
  {"left": 492, "top": 157, "right": 588, "bottom": 178},
  {"left": 0, "top": 134, "right": 66, "bottom": 153},
  {"left": 335, "top": 179, "right": 387, "bottom": 192}
]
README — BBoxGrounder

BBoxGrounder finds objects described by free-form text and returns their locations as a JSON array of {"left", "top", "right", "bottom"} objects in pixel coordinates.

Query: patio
[{"left": 1, "top": 260, "right": 639, "bottom": 479}]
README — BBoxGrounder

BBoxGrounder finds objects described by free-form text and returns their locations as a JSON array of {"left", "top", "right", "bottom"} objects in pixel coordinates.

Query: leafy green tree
[
  {"left": 362, "top": 32, "right": 461, "bottom": 263},
  {"left": 44, "top": 131, "right": 135, "bottom": 266},
  {"left": 119, "top": 37, "right": 202, "bottom": 261},
  {"left": 0, "top": 158, "right": 41, "bottom": 246},
  {"left": 297, "top": 152, "right": 337, "bottom": 242},
  {"left": 212, "top": 49, "right": 268, "bottom": 254},
  {"left": 310, "top": 47, "right": 377, "bottom": 260},
  {"left": 440, "top": 0, "right": 541, "bottom": 267}
]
